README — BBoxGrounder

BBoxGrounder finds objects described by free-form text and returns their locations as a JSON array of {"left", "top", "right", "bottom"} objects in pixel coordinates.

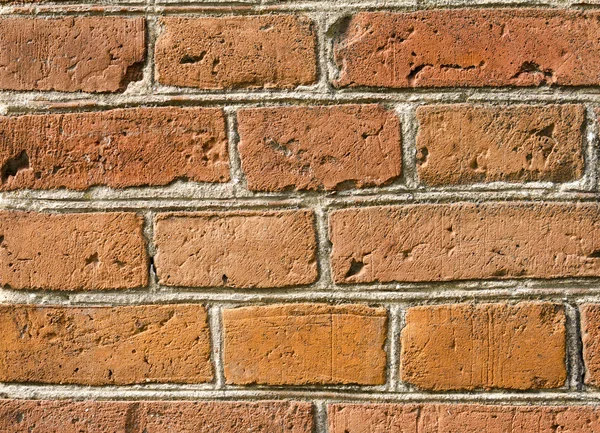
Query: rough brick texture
[
  {"left": 237, "top": 104, "right": 401, "bottom": 191},
  {"left": 138, "top": 401, "right": 313, "bottom": 433},
  {"left": 156, "top": 15, "right": 316, "bottom": 89},
  {"left": 581, "top": 304, "right": 600, "bottom": 387},
  {"left": 401, "top": 302, "right": 566, "bottom": 390},
  {"left": 154, "top": 210, "right": 318, "bottom": 288},
  {"left": 334, "top": 10, "right": 600, "bottom": 88},
  {"left": 329, "top": 404, "right": 600, "bottom": 432},
  {"left": 0, "top": 17, "right": 145, "bottom": 92},
  {"left": 330, "top": 202, "right": 600, "bottom": 284},
  {"left": 222, "top": 304, "right": 387, "bottom": 385},
  {"left": 0, "top": 304, "right": 212, "bottom": 385},
  {"left": 0, "top": 400, "right": 313, "bottom": 433},
  {"left": 0, "top": 211, "right": 147, "bottom": 290},
  {"left": 0, "top": 108, "right": 229, "bottom": 190},
  {"left": 416, "top": 104, "right": 585, "bottom": 185}
]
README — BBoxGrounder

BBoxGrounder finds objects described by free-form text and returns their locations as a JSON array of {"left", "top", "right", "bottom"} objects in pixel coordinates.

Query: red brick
[
  {"left": 329, "top": 403, "right": 600, "bottom": 433},
  {"left": 400, "top": 302, "right": 566, "bottom": 390},
  {"left": 416, "top": 104, "right": 584, "bottom": 185},
  {"left": 329, "top": 203, "right": 600, "bottom": 284},
  {"left": 156, "top": 15, "right": 316, "bottom": 89},
  {"left": 0, "top": 107, "right": 229, "bottom": 191},
  {"left": 0, "top": 400, "right": 133, "bottom": 433},
  {"left": 580, "top": 304, "right": 600, "bottom": 386},
  {"left": 238, "top": 104, "right": 401, "bottom": 191},
  {"left": 0, "top": 304, "right": 212, "bottom": 385},
  {"left": 0, "top": 400, "right": 313, "bottom": 433},
  {"left": 0, "top": 17, "right": 145, "bottom": 92},
  {"left": 154, "top": 210, "right": 317, "bottom": 288},
  {"left": 223, "top": 303, "right": 387, "bottom": 385},
  {"left": 139, "top": 401, "right": 313, "bottom": 433},
  {"left": 0, "top": 211, "right": 147, "bottom": 290},
  {"left": 334, "top": 10, "right": 600, "bottom": 88}
]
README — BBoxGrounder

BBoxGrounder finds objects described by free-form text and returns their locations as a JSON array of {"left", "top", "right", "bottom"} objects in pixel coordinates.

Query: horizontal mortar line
[
  {"left": 0, "top": 1, "right": 593, "bottom": 16},
  {"left": 1, "top": 385, "right": 600, "bottom": 403},
  {"left": 6, "top": 89, "right": 600, "bottom": 110},
  {"left": 4, "top": 285, "right": 600, "bottom": 306},
  {"left": 2, "top": 189, "right": 600, "bottom": 210}
]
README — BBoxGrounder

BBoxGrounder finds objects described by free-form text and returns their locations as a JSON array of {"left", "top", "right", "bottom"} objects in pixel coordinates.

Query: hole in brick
[
  {"left": 589, "top": 250, "right": 600, "bottom": 258},
  {"left": 118, "top": 61, "right": 144, "bottom": 91},
  {"left": 180, "top": 52, "right": 206, "bottom": 64},
  {"left": 222, "top": 274, "right": 229, "bottom": 285},
  {"left": 85, "top": 253, "right": 99, "bottom": 265},
  {"left": 15, "top": 412, "right": 23, "bottom": 423},
  {"left": 0, "top": 235, "right": 4, "bottom": 245},
  {"left": 416, "top": 147, "right": 429, "bottom": 165},
  {"left": 345, "top": 259, "right": 365, "bottom": 278},
  {"left": 535, "top": 123, "right": 555, "bottom": 139},
  {"left": 1, "top": 150, "right": 30, "bottom": 183}
]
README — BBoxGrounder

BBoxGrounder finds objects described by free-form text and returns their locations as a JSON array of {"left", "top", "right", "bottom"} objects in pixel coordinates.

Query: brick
[
  {"left": 238, "top": 104, "right": 401, "bottom": 191},
  {"left": 139, "top": 401, "right": 313, "bottom": 432},
  {"left": 329, "top": 202, "right": 600, "bottom": 284},
  {"left": 329, "top": 403, "right": 600, "bottom": 433},
  {"left": 416, "top": 104, "right": 584, "bottom": 185},
  {"left": 334, "top": 10, "right": 600, "bottom": 88},
  {"left": 0, "top": 211, "right": 147, "bottom": 290},
  {"left": 154, "top": 210, "right": 318, "bottom": 288},
  {"left": 0, "top": 17, "right": 145, "bottom": 92},
  {"left": 222, "top": 303, "right": 387, "bottom": 385},
  {"left": 0, "top": 304, "right": 212, "bottom": 385},
  {"left": 580, "top": 304, "right": 600, "bottom": 386},
  {"left": 0, "top": 108, "right": 229, "bottom": 191},
  {"left": 0, "top": 400, "right": 133, "bottom": 433},
  {"left": 401, "top": 302, "right": 566, "bottom": 391},
  {"left": 0, "top": 400, "right": 313, "bottom": 432},
  {"left": 155, "top": 15, "right": 316, "bottom": 89}
]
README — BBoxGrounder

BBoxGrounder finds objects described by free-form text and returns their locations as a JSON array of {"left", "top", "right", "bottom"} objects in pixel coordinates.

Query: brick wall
[{"left": 1, "top": 0, "right": 600, "bottom": 431}]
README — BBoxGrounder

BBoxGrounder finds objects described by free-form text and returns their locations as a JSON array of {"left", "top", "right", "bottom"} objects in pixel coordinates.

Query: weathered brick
[
  {"left": 238, "top": 104, "right": 401, "bottom": 191},
  {"left": 139, "top": 401, "right": 313, "bottom": 433},
  {"left": 0, "top": 400, "right": 313, "bottom": 432},
  {"left": 0, "top": 17, "right": 145, "bottom": 92},
  {"left": 329, "top": 403, "right": 600, "bottom": 433},
  {"left": 580, "top": 304, "right": 600, "bottom": 386},
  {"left": 156, "top": 15, "right": 316, "bottom": 89},
  {"left": 416, "top": 104, "right": 584, "bottom": 185},
  {"left": 0, "top": 400, "right": 133, "bottom": 433},
  {"left": 0, "top": 211, "right": 147, "bottom": 290},
  {"left": 223, "top": 303, "right": 387, "bottom": 385},
  {"left": 334, "top": 10, "right": 600, "bottom": 88},
  {"left": 401, "top": 302, "right": 566, "bottom": 391},
  {"left": 330, "top": 203, "right": 600, "bottom": 284},
  {"left": 154, "top": 210, "right": 318, "bottom": 288},
  {"left": 0, "top": 304, "right": 212, "bottom": 385},
  {"left": 0, "top": 107, "right": 229, "bottom": 191}
]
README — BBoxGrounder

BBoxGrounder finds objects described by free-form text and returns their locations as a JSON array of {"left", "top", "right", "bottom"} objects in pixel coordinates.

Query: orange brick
[
  {"left": 223, "top": 304, "right": 387, "bottom": 385},
  {"left": 0, "top": 304, "right": 212, "bottom": 385},
  {"left": 401, "top": 303, "right": 566, "bottom": 390},
  {"left": 154, "top": 210, "right": 318, "bottom": 288},
  {"left": 0, "top": 211, "right": 148, "bottom": 290}
]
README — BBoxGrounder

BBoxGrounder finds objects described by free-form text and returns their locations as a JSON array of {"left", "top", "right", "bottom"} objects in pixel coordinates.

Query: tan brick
[
  {"left": 0, "top": 400, "right": 133, "bottom": 433},
  {"left": 401, "top": 302, "right": 566, "bottom": 391},
  {"left": 223, "top": 303, "right": 387, "bottom": 385},
  {"left": 0, "top": 107, "right": 229, "bottom": 191},
  {"left": 154, "top": 210, "right": 318, "bottom": 288},
  {"left": 0, "top": 211, "right": 147, "bottom": 290},
  {"left": 580, "top": 304, "right": 600, "bottom": 386},
  {"left": 139, "top": 401, "right": 313, "bottom": 433},
  {"left": 0, "top": 17, "right": 145, "bottom": 92},
  {"left": 334, "top": 10, "right": 600, "bottom": 88},
  {"left": 156, "top": 15, "right": 316, "bottom": 89},
  {"left": 238, "top": 104, "right": 401, "bottom": 191},
  {"left": 329, "top": 403, "right": 600, "bottom": 433},
  {"left": 0, "top": 304, "right": 212, "bottom": 385},
  {"left": 330, "top": 203, "right": 600, "bottom": 284},
  {"left": 416, "top": 104, "right": 584, "bottom": 185}
]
